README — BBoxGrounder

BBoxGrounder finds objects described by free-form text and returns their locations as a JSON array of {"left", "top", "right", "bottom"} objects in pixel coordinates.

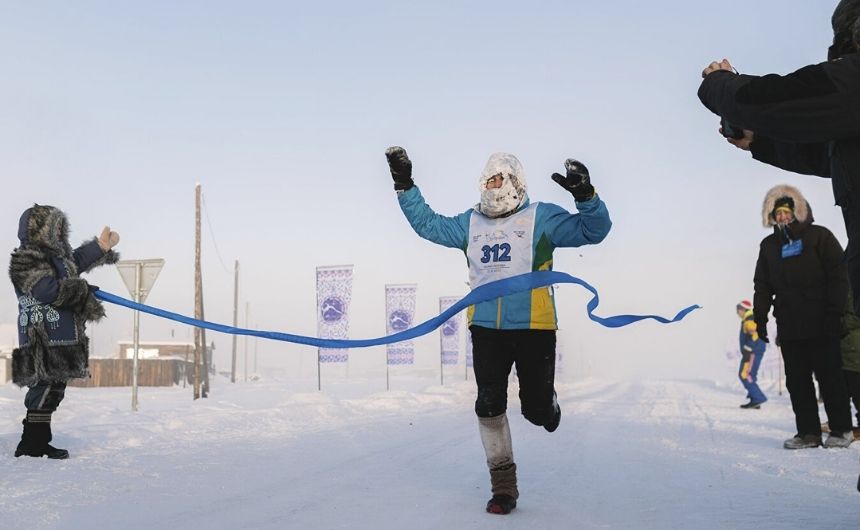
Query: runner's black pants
[{"left": 470, "top": 325, "right": 556, "bottom": 426}]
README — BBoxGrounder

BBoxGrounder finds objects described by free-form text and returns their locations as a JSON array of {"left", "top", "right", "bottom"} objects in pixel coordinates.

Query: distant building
[
  {"left": 116, "top": 341, "right": 198, "bottom": 360},
  {"left": 1, "top": 322, "right": 17, "bottom": 383},
  {"left": 0, "top": 348, "right": 11, "bottom": 384}
]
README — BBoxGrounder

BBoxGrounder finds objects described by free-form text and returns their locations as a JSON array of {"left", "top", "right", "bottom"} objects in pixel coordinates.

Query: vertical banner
[
  {"left": 385, "top": 284, "right": 417, "bottom": 365},
  {"left": 439, "top": 296, "right": 461, "bottom": 365},
  {"left": 316, "top": 265, "right": 354, "bottom": 363}
]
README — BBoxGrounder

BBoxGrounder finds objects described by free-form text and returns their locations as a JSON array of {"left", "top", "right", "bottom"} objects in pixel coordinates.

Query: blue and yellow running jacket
[{"left": 398, "top": 186, "right": 611, "bottom": 330}]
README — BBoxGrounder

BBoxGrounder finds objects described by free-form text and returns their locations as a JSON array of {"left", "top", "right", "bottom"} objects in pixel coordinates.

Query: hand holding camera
[{"left": 719, "top": 121, "right": 754, "bottom": 151}]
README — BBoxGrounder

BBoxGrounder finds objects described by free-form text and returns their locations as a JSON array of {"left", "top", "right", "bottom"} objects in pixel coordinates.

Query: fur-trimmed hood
[
  {"left": 18, "top": 204, "right": 74, "bottom": 257},
  {"left": 834, "top": 0, "right": 860, "bottom": 40},
  {"left": 761, "top": 184, "right": 813, "bottom": 227},
  {"left": 10, "top": 206, "right": 120, "bottom": 387},
  {"left": 832, "top": 0, "right": 860, "bottom": 58}
]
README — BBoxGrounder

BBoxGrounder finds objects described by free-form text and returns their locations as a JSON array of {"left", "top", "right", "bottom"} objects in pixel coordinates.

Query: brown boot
[
  {"left": 487, "top": 463, "right": 518, "bottom": 514},
  {"left": 479, "top": 414, "right": 519, "bottom": 514}
]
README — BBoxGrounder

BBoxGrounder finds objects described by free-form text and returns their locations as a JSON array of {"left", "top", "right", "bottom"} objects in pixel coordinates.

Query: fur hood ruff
[{"left": 761, "top": 184, "right": 812, "bottom": 227}]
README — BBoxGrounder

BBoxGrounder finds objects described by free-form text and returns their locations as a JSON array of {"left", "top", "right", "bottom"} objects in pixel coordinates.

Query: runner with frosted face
[{"left": 385, "top": 146, "right": 612, "bottom": 514}]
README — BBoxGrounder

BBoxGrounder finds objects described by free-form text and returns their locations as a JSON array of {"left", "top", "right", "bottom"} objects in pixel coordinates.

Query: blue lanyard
[{"left": 780, "top": 226, "right": 804, "bottom": 258}]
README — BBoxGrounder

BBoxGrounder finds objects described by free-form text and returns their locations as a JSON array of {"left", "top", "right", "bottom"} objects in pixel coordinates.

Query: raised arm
[
  {"left": 698, "top": 56, "right": 860, "bottom": 144},
  {"left": 545, "top": 159, "right": 612, "bottom": 247},
  {"left": 386, "top": 146, "right": 471, "bottom": 250}
]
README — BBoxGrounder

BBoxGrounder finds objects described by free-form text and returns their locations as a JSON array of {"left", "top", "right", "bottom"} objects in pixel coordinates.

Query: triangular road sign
[{"left": 116, "top": 259, "right": 165, "bottom": 303}]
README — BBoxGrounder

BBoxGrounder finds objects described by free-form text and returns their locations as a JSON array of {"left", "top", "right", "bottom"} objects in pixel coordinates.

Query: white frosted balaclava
[{"left": 476, "top": 153, "right": 528, "bottom": 218}]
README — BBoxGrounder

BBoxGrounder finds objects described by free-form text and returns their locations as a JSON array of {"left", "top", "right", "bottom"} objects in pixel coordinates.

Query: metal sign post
[{"left": 116, "top": 259, "right": 165, "bottom": 411}]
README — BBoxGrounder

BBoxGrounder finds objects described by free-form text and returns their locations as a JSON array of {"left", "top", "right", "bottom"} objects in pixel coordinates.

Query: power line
[{"left": 201, "top": 191, "right": 233, "bottom": 275}]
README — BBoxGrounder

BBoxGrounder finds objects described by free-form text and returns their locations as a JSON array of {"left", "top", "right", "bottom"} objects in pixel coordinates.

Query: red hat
[{"left": 737, "top": 300, "right": 752, "bottom": 312}]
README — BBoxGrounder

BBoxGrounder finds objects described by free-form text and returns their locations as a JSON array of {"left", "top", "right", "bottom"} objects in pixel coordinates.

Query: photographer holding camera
[
  {"left": 699, "top": 1, "right": 860, "bottom": 490},
  {"left": 697, "top": 1, "right": 860, "bottom": 320}
]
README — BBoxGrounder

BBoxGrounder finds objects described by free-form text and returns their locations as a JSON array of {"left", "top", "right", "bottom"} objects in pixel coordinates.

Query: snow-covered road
[{"left": 2, "top": 377, "right": 857, "bottom": 529}]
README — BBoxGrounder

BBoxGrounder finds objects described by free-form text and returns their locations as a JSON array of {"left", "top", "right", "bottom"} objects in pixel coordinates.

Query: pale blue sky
[{"left": 0, "top": 1, "right": 845, "bottom": 381}]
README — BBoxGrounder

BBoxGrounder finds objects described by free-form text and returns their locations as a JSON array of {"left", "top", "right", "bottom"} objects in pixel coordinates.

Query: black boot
[
  {"left": 15, "top": 413, "right": 69, "bottom": 459},
  {"left": 544, "top": 391, "right": 561, "bottom": 433}
]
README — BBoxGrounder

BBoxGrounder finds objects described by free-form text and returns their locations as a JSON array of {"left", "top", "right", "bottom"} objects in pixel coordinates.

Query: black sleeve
[
  {"left": 749, "top": 137, "right": 831, "bottom": 177},
  {"left": 752, "top": 243, "right": 773, "bottom": 332},
  {"left": 698, "top": 58, "right": 860, "bottom": 144},
  {"left": 819, "top": 229, "right": 849, "bottom": 317}
]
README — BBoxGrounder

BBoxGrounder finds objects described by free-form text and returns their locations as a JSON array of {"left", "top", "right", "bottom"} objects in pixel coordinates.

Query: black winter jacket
[
  {"left": 754, "top": 221, "right": 847, "bottom": 341},
  {"left": 698, "top": 54, "right": 860, "bottom": 258}
]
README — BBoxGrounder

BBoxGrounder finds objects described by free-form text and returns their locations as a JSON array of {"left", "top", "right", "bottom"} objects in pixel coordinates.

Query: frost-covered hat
[{"left": 476, "top": 153, "right": 528, "bottom": 218}]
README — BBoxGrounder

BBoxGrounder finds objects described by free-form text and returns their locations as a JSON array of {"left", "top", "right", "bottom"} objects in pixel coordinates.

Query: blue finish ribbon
[{"left": 93, "top": 270, "right": 700, "bottom": 348}]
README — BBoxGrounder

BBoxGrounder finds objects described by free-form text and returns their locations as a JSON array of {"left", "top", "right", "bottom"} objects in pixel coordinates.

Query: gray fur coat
[{"left": 9, "top": 205, "right": 118, "bottom": 387}]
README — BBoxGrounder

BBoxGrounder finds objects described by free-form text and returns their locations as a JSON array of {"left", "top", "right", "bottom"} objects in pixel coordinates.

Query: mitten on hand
[
  {"left": 98, "top": 226, "right": 120, "bottom": 251},
  {"left": 551, "top": 159, "right": 595, "bottom": 202}
]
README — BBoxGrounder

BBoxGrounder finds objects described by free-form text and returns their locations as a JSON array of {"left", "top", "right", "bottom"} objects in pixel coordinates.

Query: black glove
[
  {"left": 551, "top": 159, "right": 595, "bottom": 202},
  {"left": 385, "top": 146, "right": 414, "bottom": 191}
]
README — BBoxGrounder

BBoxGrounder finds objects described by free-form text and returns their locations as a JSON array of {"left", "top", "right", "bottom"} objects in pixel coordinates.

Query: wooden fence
[
  {"left": 69, "top": 358, "right": 192, "bottom": 388},
  {"left": 1, "top": 356, "right": 10, "bottom": 384}
]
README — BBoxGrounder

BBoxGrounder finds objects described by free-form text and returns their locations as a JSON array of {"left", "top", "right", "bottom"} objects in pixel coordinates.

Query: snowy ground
[{"left": 1, "top": 376, "right": 858, "bottom": 530}]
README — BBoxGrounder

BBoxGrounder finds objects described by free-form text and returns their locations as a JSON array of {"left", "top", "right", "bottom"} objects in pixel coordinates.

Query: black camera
[{"left": 720, "top": 117, "right": 745, "bottom": 140}]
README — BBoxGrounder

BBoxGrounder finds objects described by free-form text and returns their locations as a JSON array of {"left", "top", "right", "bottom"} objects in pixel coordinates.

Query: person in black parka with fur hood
[
  {"left": 9, "top": 204, "right": 119, "bottom": 459},
  {"left": 753, "top": 185, "right": 854, "bottom": 450},
  {"left": 698, "top": 1, "right": 860, "bottom": 320}
]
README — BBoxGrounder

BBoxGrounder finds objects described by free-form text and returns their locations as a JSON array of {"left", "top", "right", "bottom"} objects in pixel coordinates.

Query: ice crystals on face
[{"left": 476, "top": 153, "right": 528, "bottom": 218}]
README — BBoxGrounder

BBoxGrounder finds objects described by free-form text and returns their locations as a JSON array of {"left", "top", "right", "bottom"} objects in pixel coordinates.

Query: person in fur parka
[
  {"left": 753, "top": 184, "right": 854, "bottom": 450},
  {"left": 9, "top": 204, "right": 120, "bottom": 459}
]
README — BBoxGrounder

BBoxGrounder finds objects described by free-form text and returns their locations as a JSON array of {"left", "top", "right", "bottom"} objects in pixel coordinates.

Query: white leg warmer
[{"left": 478, "top": 413, "right": 514, "bottom": 470}]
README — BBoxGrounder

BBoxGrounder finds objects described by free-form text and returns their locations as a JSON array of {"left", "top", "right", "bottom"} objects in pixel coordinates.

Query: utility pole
[
  {"left": 244, "top": 301, "right": 249, "bottom": 382},
  {"left": 201, "top": 311, "right": 209, "bottom": 398},
  {"left": 193, "top": 183, "right": 203, "bottom": 399},
  {"left": 231, "top": 260, "right": 239, "bottom": 383}
]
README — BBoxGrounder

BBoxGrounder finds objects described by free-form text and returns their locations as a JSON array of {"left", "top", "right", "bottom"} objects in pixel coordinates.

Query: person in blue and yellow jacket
[
  {"left": 385, "top": 146, "right": 611, "bottom": 515},
  {"left": 736, "top": 299, "right": 767, "bottom": 409}
]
